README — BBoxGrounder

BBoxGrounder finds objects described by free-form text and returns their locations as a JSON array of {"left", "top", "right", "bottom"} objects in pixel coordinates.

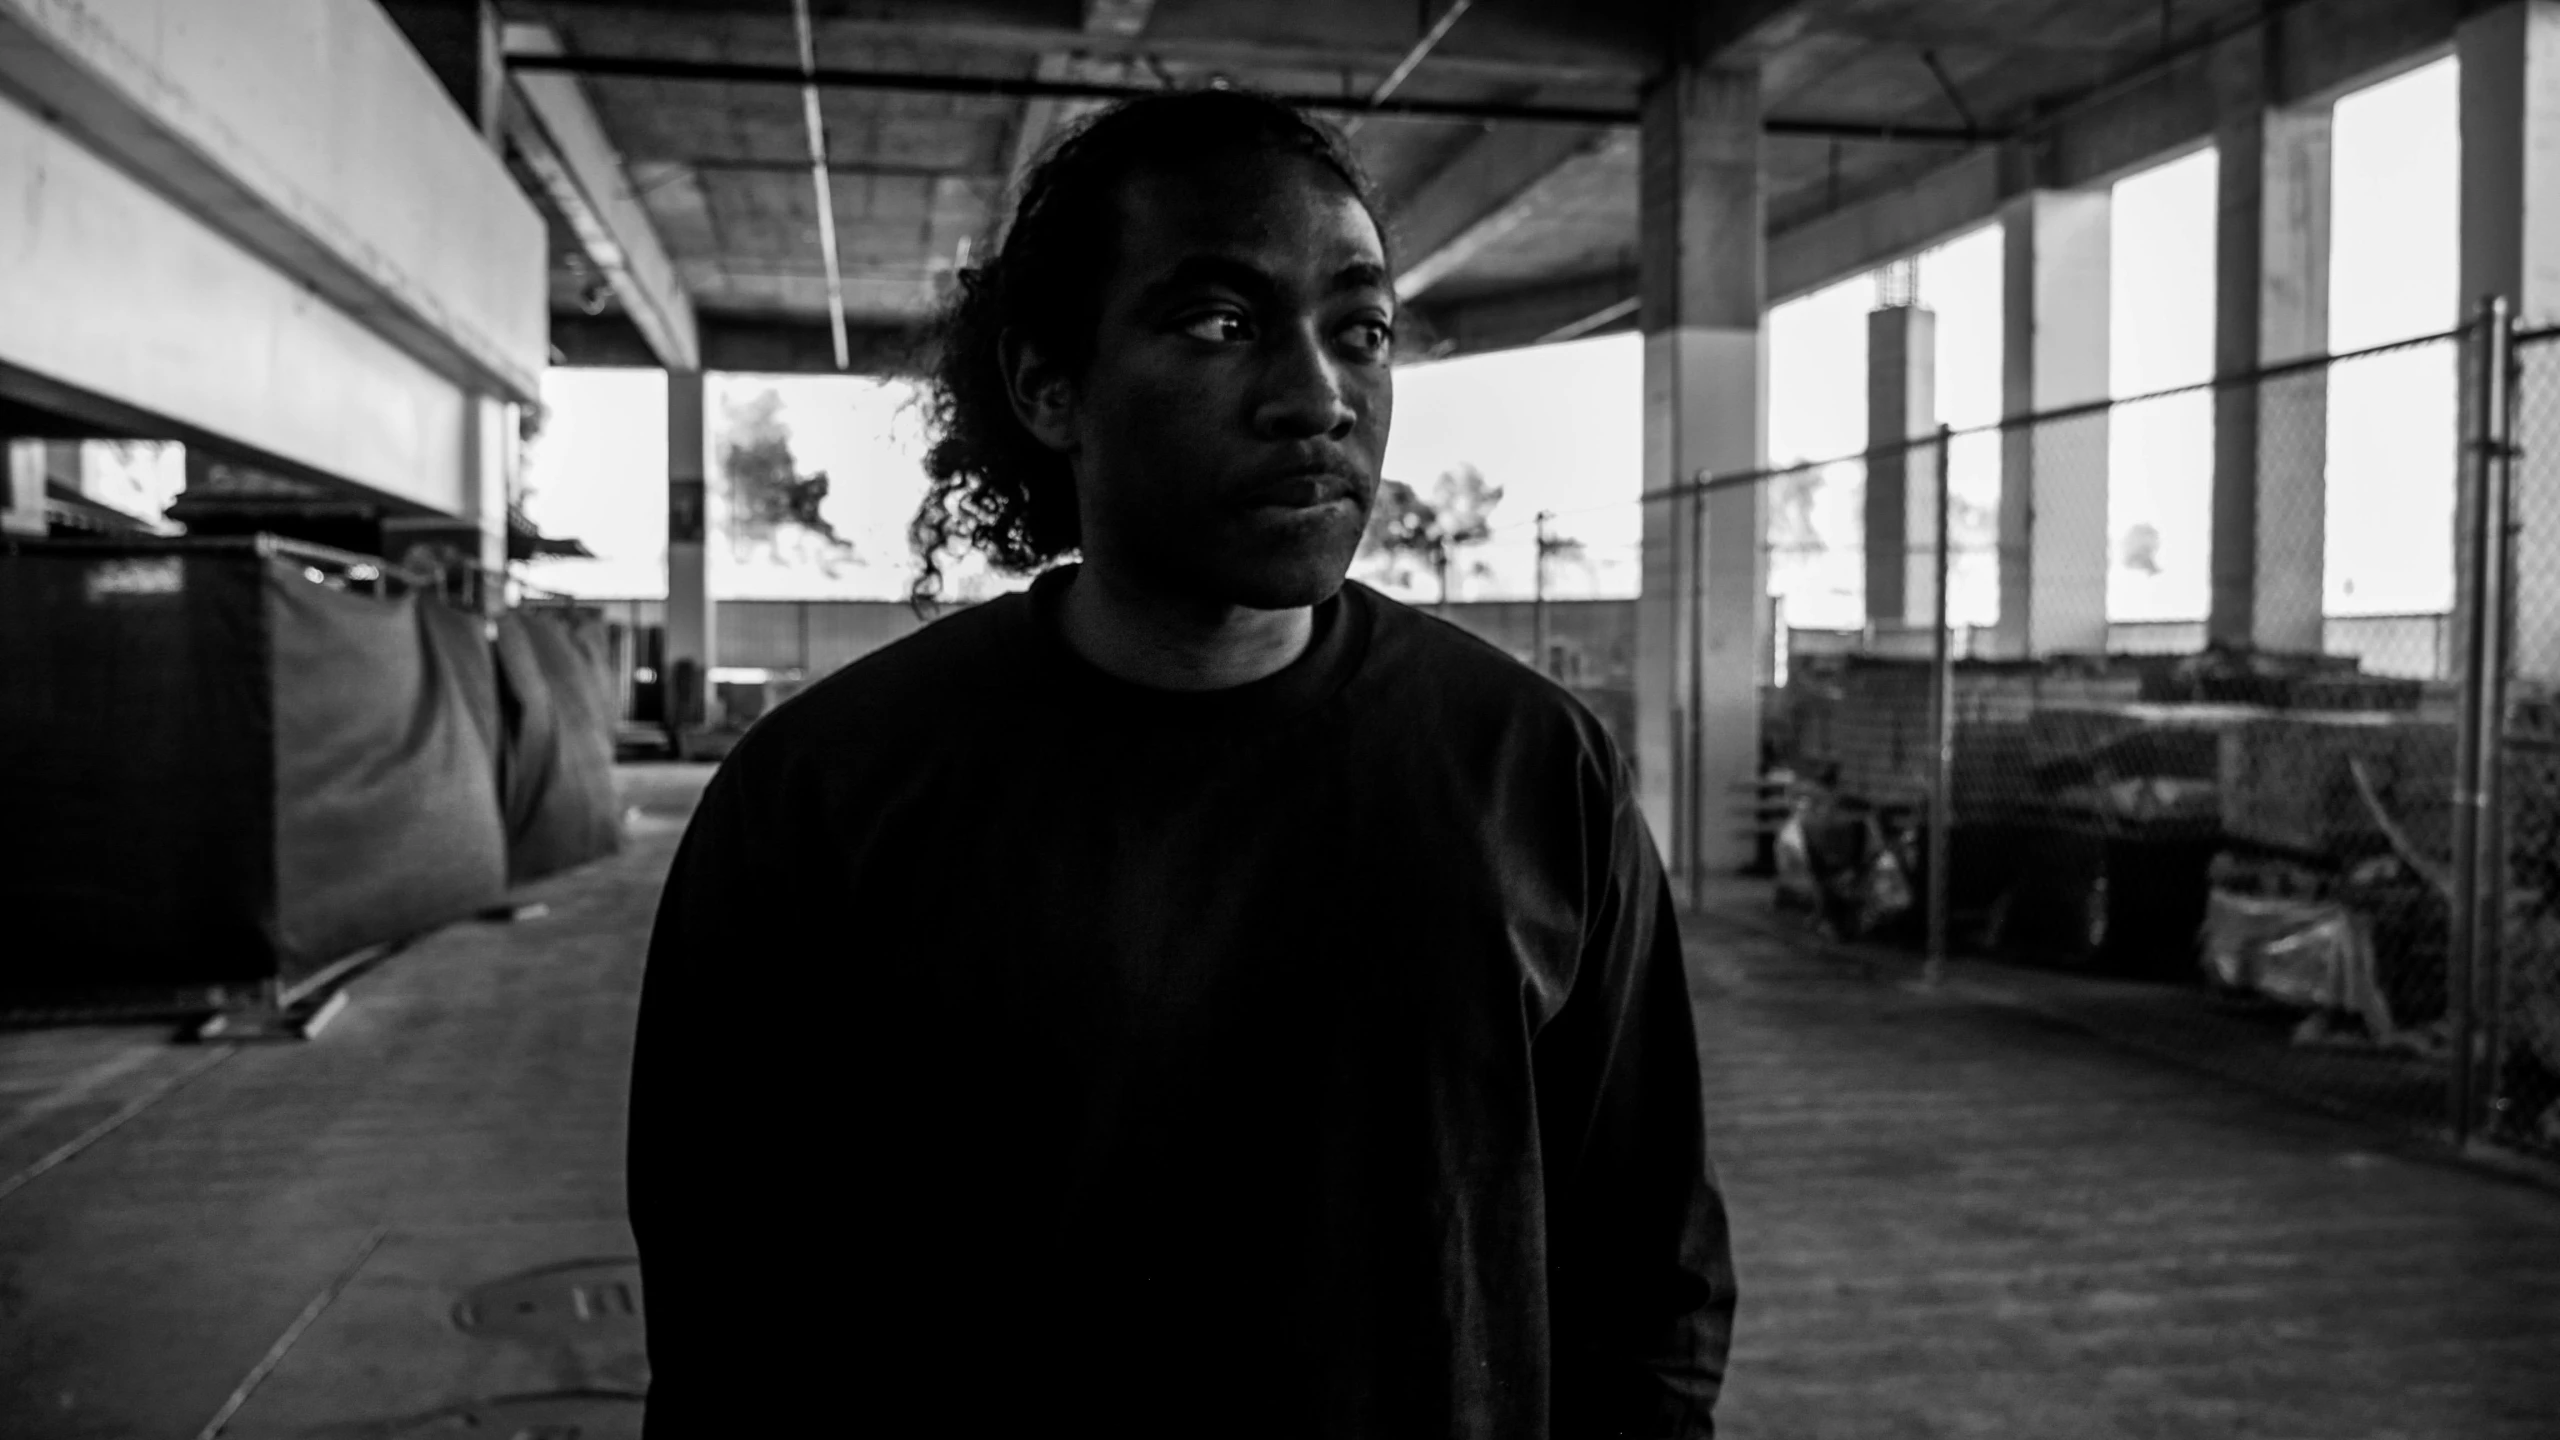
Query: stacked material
[
  {"left": 1778, "top": 656, "right": 2142, "bottom": 818},
  {"left": 2219, "top": 711, "right": 2458, "bottom": 861}
]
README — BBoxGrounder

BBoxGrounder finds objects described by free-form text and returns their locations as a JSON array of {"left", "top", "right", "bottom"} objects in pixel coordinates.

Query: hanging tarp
[
  {"left": 0, "top": 542, "right": 506, "bottom": 997},
  {"left": 423, "top": 596, "right": 503, "bottom": 766},
  {"left": 266, "top": 555, "right": 508, "bottom": 971},
  {"left": 493, "top": 606, "right": 623, "bottom": 884}
]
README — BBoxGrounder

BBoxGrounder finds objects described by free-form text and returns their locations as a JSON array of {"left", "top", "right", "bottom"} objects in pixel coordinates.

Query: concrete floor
[{"left": 2, "top": 764, "right": 2557, "bottom": 1438}]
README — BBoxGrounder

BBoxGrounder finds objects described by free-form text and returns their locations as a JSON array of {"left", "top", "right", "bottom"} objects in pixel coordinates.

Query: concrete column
[
  {"left": 40, "top": 441, "right": 83, "bottom": 495},
  {"left": 2, "top": 440, "right": 43, "bottom": 536},
  {"left": 2459, "top": 1, "right": 2560, "bottom": 679},
  {"left": 1637, "top": 58, "right": 1767, "bottom": 875},
  {"left": 1866, "top": 303, "right": 1940, "bottom": 628},
  {"left": 666, "top": 369, "right": 716, "bottom": 731},
  {"left": 1994, "top": 186, "right": 2113, "bottom": 658},
  {"left": 378, "top": 0, "right": 504, "bottom": 141},
  {"left": 462, "top": 395, "right": 513, "bottom": 599},
  {"left": 2210, "top": 42, "right": 2334, "bottom": 653}
]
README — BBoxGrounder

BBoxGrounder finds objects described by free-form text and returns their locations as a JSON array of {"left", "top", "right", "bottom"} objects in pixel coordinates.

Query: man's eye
[
  {"left": 1340, "top": 320, "right": 1394, "bottom": 360},
  {"left": 1179, "top": 310, "right": 1253, "bottom": 343}
]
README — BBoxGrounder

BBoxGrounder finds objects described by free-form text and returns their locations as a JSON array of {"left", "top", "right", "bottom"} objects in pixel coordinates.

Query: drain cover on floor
[
  {"left": 451, "top": 1257, "right": 643, "bottom": 1342},
  {"left": 309, "top": 1389, "right": 644, "bottom": 1439}
]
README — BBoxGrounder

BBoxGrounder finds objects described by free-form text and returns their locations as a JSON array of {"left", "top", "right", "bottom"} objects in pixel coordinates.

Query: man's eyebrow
[
  {"left": 1138, "top": 255, "right": 1395, "bottom": 306},
  {"left": 1331, "top": 261, "right": 1391, "bottom": 295},
  {"left": 1141, "top": 255, "right": 1280, "bottom": 304}
]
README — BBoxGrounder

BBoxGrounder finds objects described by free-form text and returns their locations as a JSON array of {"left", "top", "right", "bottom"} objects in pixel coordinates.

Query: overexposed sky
[
  {"left": 521, "top": 57, "right": 2462, "bottom": 624},
  {"left": 1374, "top": 331, "right": 1643, "bottom": 602},
  {"left": 519, "top": 367, "right": 664, "bottom": 598}
]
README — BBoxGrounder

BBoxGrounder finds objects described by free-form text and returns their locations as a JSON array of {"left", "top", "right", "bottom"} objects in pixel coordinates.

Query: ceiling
[{"left": 480, "top": 0, "right": 2268, "bottom": 369}]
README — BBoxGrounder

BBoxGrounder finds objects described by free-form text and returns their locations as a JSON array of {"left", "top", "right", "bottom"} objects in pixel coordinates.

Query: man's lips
[{"left": 1244, "top": 468, "right": 1364, "bottom": 509}]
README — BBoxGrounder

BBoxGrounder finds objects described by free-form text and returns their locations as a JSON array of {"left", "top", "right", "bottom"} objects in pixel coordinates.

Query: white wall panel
[
  {"left": 0, "top": 0, "right": 545, "bottom": 397},
  {"left": 0, "top": 91, "right": 468, "bottom": 514}
]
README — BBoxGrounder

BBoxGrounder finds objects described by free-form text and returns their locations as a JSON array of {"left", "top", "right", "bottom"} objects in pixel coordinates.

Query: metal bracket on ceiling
[
  {"left": 1918, "top": 49, "right": 1980, "bottom": 142},
  {"left": 1344, "top": 0, "right": 1477, "bottom": 137}
]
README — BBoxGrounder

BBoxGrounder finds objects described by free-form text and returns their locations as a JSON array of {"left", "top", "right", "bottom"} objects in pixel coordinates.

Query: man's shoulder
[
  {"left": 1357, "top": 584, "right": 1577, "bottom": 700},
  {"left": 1351, "top": 584, "right": 1624, "bottom": 762},
  {"left": 725, "top": 589, "right": 1026, "bottom": 768}
]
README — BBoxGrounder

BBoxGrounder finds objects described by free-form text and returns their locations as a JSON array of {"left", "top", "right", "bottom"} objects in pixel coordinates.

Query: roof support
[
  {"left": 1342, "top": 0, "right": 1476, "bottom": 137},
  {"left": 1392, "top": 126, "right": 1630, "bottom": 300},
  {"left": 1768, "top": 0, "right": 2455, "bottom": 301},
  {"left": 549, "top": 314, "right": 923, "bottom": 375},
  {"left": 1389, "top": 0, "right": 2457, "bottom": 336},
  {"left": 1405, "top": 269, "right": 1638, "bottom": 357},
  {"left": 503, "top": 24, "right": 698, "bottom": 371},
  {"left": 1000, "top": 2, "right": 1158, "bottom": 224}
]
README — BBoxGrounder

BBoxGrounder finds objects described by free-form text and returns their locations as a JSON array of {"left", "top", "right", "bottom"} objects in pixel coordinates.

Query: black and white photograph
[{"left": 3, "top": 0, "right": 2559, "bottom": 1435}]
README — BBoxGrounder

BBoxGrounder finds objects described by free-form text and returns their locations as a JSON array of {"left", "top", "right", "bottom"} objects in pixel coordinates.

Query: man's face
[{"left": 1049, "top": 151, "right": 1394, "bottom": 610}]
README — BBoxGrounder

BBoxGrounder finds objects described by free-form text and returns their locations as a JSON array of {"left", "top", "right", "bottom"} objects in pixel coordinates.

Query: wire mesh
[
  {"left": 2492, "top": 329, "right": 2560, "bottom": 1159},
  {"left": 1759, "top": 330, "right": 2477, "bottom": 1141}
]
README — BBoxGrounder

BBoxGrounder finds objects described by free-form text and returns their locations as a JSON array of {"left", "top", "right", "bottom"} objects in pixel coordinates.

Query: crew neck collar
[{"left": 1015, "top": 564, "right": 1371, "bottom": 729}]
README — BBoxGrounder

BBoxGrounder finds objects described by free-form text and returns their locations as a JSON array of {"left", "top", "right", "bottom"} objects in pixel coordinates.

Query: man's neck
[{"left": 1057, "top": 564, "right": 1314, "bottom": 692}]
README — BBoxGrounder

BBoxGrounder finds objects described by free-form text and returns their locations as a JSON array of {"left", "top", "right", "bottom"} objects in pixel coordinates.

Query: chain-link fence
[
  {"left": 1708, "top": 311, "right": 2560, "bottom": 1163},
  {"left": 2495, "top": 324, "right": 2560, "bottom": 1160}
]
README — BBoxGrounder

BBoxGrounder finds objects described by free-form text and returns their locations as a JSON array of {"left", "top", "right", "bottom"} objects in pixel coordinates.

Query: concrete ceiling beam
[
  {"left": 999, "top": 3, "right": 1158, "bottom": 233},
  {"left": 1767, "top": 0, "right": 2458, "bottom": 303},
  {"left": 1386, "top": 0, "right": 2459, "bottom": 349},
  {"left": 549, "top": 313, "right": 922, "bottom": 376},
  {"left": 505, "top": 23, "right": 700, "bottom": 372},
  {"left": 1392, "top": 126, "right": 1633, "bottom": 301},
  {"left": 521, "top": 4, "right": 1653, "bottom": 90},
  {"left": 1406, "top": 268, "right": 1639, "bottom": 358}
]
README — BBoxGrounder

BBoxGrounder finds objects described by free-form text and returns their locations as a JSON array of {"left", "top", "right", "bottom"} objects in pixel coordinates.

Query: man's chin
[
  {"left": 1174, "top": 545, "right": 1357, "bottom": 612},
  {"left": 1226, "top": 568, "right": 1350, "bottom": 611}
]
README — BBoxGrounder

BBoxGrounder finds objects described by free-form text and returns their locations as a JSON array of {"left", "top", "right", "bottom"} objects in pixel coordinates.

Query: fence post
[
  {"left": 2480, "top": 308, "right": 2524, "bottom": 1141},
  {"left": 1925, "top": 424, "right": 1956, "bottom": 987},
  {"left": 2449, "top": 294, "right": 2516, "bottom": 1147},
  {"left": 1688, "top": 479, "right": 1710, "bottom": 912}
]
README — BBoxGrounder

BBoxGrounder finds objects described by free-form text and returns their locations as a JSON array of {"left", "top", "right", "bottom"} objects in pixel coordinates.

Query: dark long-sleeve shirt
[{"left": 629, "top": 568, "right": 1736, "bottom": 1437}]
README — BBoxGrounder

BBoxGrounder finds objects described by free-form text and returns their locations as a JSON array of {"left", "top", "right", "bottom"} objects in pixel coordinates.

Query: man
[{"left": 630, "top": 89, "right": 1735, "bottom": 1437}]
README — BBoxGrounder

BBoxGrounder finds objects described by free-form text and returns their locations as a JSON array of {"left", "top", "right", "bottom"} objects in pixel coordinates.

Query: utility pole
[{"left": 1533, "top": 509, "right": 1554, "bottom": 677}]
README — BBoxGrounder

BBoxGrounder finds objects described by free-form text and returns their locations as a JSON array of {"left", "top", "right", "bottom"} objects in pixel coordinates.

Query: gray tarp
[
  {"left": 493, "top": 607, "right": 623, "bottom": 884},
  {"left": 0, "top": 547, "right": 507, "bottom": 992}
]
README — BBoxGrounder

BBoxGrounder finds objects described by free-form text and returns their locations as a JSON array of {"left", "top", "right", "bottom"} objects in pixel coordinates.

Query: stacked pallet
[
  {"left": 1780, "top": 656, "right": 2142, "bottom": 817},
  {"left": 2218, "top": 711, "right": 2458, "bottom": 861}
]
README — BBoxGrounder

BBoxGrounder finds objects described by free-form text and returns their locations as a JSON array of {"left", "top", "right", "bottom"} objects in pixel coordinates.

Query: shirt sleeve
[
  {"left": 1537, "top": 772, "right": 1739, "bottom": 1438},
  {"left": 626, "top": 746, "right": 833, "bottom": 1434}
]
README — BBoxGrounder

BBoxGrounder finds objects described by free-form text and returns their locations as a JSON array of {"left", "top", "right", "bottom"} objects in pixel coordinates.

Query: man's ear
[{"left": 998, "top": 328, "right": 1077, "bottom": 454}]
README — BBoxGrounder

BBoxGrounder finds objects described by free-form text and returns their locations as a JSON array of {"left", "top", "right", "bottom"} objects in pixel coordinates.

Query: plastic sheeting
[
  {"left": 2200, "top": 889, "right": 2395, "bottom": 1039},
  {"left": 0, "top": 548, "right": 507, "bottom": 992},
  {"left": 494, "top": 607, "right": 622, "bottom": 885}
]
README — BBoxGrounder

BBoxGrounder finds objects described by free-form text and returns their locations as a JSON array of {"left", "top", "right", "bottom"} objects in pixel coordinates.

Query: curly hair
[{"left": 907, "top": 88, "right": 1386, "bottom": 607}]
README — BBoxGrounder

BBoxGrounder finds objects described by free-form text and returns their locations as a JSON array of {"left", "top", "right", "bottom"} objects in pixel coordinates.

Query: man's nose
[{"left": 1253, "top": 325, "right": 1357, "bottom": 440}]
